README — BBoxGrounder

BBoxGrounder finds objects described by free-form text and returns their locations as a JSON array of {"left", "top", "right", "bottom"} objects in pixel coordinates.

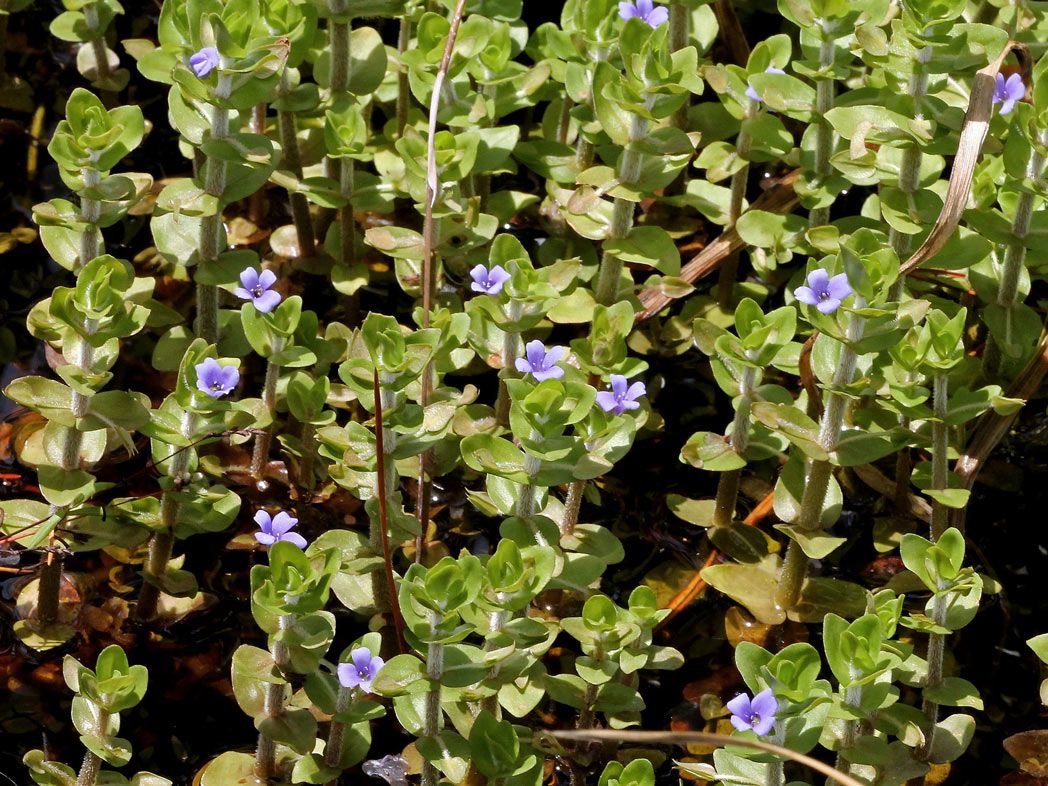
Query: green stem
[
  {"left": 516, "top": 447, "right": 541, "bottom": 518},
  {"left": 135, "top": 411, "right": 195, "bottom": 623},
  {"left": 561, "top": 478, "right": 585, "bottom": 538},
  {"left": 255, "top": 614, "right": 293, "bottom": 780},
  {"left": 82, "top": 4, "right": 112, "bottom": 91},
  {"left": 250, "top": 356, "right": 283, "bottom": 480},
  {"left": 494, "top": 300, "right": 522, "bottom": 427},
  {"left": 776, "top": 308, "right": 865, "bottom": 611},
  {"left": 372, "top": 373, "right": 397, "bottom": 610},
  {"left": 930, "top": 373, "right": 948, "bottom": 539},
  {"left": 594, "top": 108, "right": 647, "bottom": 305},
  {"left": 712, "top": 365, "right": 757, "bottom": 528},
  {"left": 74, "top": 709, "right": 110, "bottom": 786},
  {"left": 918, "top": 593, "right": 948, "bottom": 760},
  {"left": 421, "top": 610, "right": 445, "bottom": 786},
  {"left": 277, "top": 71, "right": 316, "bottom": 258},
  {"left": 808, "top": 29, "right": 837, "bottom": 229},
  {"left": 834, "top": 685, "right": 862, "bottom": 775},
  {"left": 574, "top": 47, "right": 608, "bottom": 171},
  {"left": 323, "top": 685, "right": 353, "bottom": 775},
  {"left": 196, "top": 73, "right": 233, "bottom": 344},
  {"left": 396, "top": 16, "right": 412, "bottom": 137}
]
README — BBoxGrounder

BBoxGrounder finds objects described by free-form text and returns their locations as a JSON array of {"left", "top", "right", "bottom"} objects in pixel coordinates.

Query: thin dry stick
[
  {"left": 711, "top": 0, "right": 751, "bottom": 66},
  {"left": 899, "top": 42, "right": 1028, "bottom": 278},
  {"left": 415, "top": 0, "right": 469, "bottom": 561},
  {"left": 552, "top": 729, "right": 867, "bottom": 786},
  {"left": 373, "top": 369, "right": 408, "bottom": 655},
  {"left": 636, "top": 169, "right": 800, "bottom": 322}
]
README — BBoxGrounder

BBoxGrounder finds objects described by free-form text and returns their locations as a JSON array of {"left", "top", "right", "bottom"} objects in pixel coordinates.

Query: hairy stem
[
  {"left": 250, "top": 356, "right": 283, "bottom": 480},
  {"left": 561, "top": 478, "right": 585, "bottom": 538},
  {"left": 396, "top": 16, "right": 412, "bottom": 137},
  {"left": 494, "top": 300, "right": 522, "bottom": 427},
  {"left": 712, "top": 365, "right": 758, "bottom": 528},
  {"left": 918, "top": 593, "right": 948, "bottom": 760},
  {"left": 930, "top": 373, "right": 949, "bottom": 539},
  {"left": 808, "top": 29, "right": 837, "bottom": 229},
  {"left": 74, "top": 709, "right": 110, "bottom": 786},
  {"left": 82, "top": 4, "right": 112, "bottom": 91},
  {"left": 323, "top": 685, "right": 353, "bottom": 775},
  {"left": 421, "top": 610, "right": 445, "bottom": 786},
  {"left": 196, "top": 73, "right": 233, "bottom": 344},
  {"left": 776, "top": 309, "right": 865, "bottom": 611},
  {"left": 277, "top": 70, "right": 316, "bottom": 258},
  {"left": 255, "top": 614, "right": 293, "bottom": 780}
]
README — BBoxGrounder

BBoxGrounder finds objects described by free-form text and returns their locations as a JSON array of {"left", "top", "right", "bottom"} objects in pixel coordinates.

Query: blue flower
[
  {"left": 338, "top": 647, "right": 385, "bottom": 692},
  {"left": 234, "top": 267, "right": 282, "bottom": 313},
  {"left": 189, "top": 46, "right": 220, "bottom": 79},
  {"left": 596, "top": 375, "right": 645, "bottom": 415},
  {"left": 515, "top": 340, "right": 565, "bottom": 382},
  {"left": 253, "top": 510, "right": 307, "bottom": 549},
  {"left": 993, "top": 72, "right": 1025, "bottom": 115},
  {"left": 726, "top": 688, "right": 778, "bottom": 736},
  {"left": 469, "top": 264, "right": 511, "bottom": 295},
  {"left": 794, "top": 269, "right": 852, "bottom": 314},
  {"left": 618, "top": 0, "right": 668, "bottom": 28},
  {"left": 195, "top": 358, "right": 239, "bottom": 399}
]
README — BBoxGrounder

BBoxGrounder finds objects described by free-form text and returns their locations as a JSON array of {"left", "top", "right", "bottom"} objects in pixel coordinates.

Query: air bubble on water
[{"left": 362, "top": 755, "right": 408, "bottom": 786}]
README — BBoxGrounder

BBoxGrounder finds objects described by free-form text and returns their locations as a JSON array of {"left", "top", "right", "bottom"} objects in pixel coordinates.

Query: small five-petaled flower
[
  {"left": 726, "top": 688, "right": 778, "bottom": 737},
  {"left": 189, "top": 46, "right": 220, "bottom": 79},
  {"left": 469, "top": 264, "right": 510, "bottom": 295},
  {"left": 253, "top": 509, "right": 307, "bottom": 549},
  {"left": 745, "top": 67, "right": 786, "bottom": 104},
  {"left": 338, "top": 647, "right": 385, "bottom": 693},
  {"left": 195, "top": 358, "right": 239, "bottom": 399},
  {"left": 515, "top": 340, "right": 566, "bottom": 382},
  {"left": 596, "top": 375, "right": 646, "bottom": 415},
  {"left": 794, "top": 269, "right": 852, "bottom": 314},
  {"left": 992, "top": 72, "right": 1025, "bottom": 115},
  {"left": 618, "top": 0, "right": 668, "bottom": 28},
  {"left": 234, "top": 267, "right": 283, "bottom": 313}
]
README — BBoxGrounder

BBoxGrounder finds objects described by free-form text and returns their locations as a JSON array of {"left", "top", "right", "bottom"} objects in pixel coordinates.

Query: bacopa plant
[{"left": 0, "top": 0, "right": 1046, "bottom": 785}]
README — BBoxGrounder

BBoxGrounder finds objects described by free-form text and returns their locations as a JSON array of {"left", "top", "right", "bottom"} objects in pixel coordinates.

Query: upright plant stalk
[
  {"left": 135, "top": 412, "right": 196, "bottom": 622},
  {"left": 250, "top": 350, "right": 284, "bottom": 479},
  {"left": 834, "top": 685, "right": 863, "bottom": 777},
  {"left": 716, "top": 111, "right": 753, "bottom": 308},
  {"left": 325, "top": 1, "right": 357, "bottom": 275},
  {"left": 82, "top": 3, "right": 113, "bottom": 91},
  {"left": 197, "top": 72, "right": 233, "bottom": 344},
  {"left": 276, "top": 70, "right": 316, "bottom": 257},
  {"left": 668, "top": 3, "right": 688, "bottom": 130},
  {"left": 416, "top": 0, "right": 468, "bottom": 558},
  {"left": 775, "top": 308, "right": 866, "bottom": 611},
  {"left": 808, "top": 27, "right": 837, "bottom": 229},
  {"left": 982, "top": 127, "right": 1048, "bottom": 378},
  {"left": 74, "top": 709, "right": 110, "bottom": 786},
  {"left": 421, "top": 610, "right": 445, "bottom": 786},
  {"left": 593, "top": 109, "right": 648, "bottom": 306},
  {"left": 574, "top": 47, "right": 609, "bottom": 172},
  {"left": 373, "top": 370, "right": 407, "bottom": 652},
  {"left": 494, "top": 300, "right": 522, "bottom": 426},
  {"left": 711, "top": 365, "right": 758, "bottom": 528},
  {"left": 255, "top": 614, "right": 293, "bottom": 779},
  {"left": 396, "top": 15, "right": 412, "bottom": 138},
  {"left": 40, "top": 161, "right": 103, "bottom": 625},
  {"left": 323, "top": 685, "right": 353, "bottom": 778}
]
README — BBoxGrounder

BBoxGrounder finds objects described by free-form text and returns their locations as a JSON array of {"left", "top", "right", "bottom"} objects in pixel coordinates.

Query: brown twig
[
  {"left": 415, "top": 0, "right": 469, "bottom": 560},
  {"left": 552, "top": 729, "right": 868, "bottom": 786},
  {"left": 711, "top": 0, "right": 751, "bottom": 66},
  {"left": 636, "top": 169, "right": 800, "bottom": 322},
  {"left": 374, "top": 369, "right": 408, "bottom": 655}
]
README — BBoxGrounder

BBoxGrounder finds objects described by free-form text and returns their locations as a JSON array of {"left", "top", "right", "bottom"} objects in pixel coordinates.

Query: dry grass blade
[
  {"left": 552, "top": 729, "right": 868, "bottom": 786},
  {"left": 636, "top": 169, "right": 800, "bottom": 322},
  {"left": 416, "top": 0, "right": 469, "bottom": 556},
  {"left": 899, "top": 42, "right": 1029, "bottom": 277}
]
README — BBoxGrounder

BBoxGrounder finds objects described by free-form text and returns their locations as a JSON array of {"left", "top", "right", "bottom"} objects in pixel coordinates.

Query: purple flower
[
  {"left": 618, "top": 0, "right": 668, "bottom": 28},
  {"left": 596, "top": 375, "right": 646, "bottom": 415},
  {"left": 189, "top": 46, "right": 220, "bottom": 79},
  {"left": 253, "top": 509, "right": 307, "bottom": 549},
  {"left": 469, "top": 264, "right": 511, "bottom": 295},
  {"left": 993, "top": 72, "right": 1025, "bottom": 115},
  {"left": 515, "top": 340, "right": 565, "bottom": 382},
  {"left": 726, "top": 688, "right": 778, "bottom": 736},
  {"left": 745, "top": 66, "right": 786, "bottom": 103},
  {"left": 337, "top": 647, "right": 385, "bottom": 693},
  {"left": 234, "top": 267, "right": 282, "bottom": 313},
  {"left": 794, "top": 269, "right": 852, "bottom": 314},
  {"left": 195, "top": 358, "right": 239, "bottom": 398}
]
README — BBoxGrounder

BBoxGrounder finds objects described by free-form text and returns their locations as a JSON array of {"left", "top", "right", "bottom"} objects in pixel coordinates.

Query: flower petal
[
  {"left": 233, "top": 287, "right": 253, "bottom": 301},
  {"left": 470, "top": 282, "right": 487, "bottom": 293},
  {"left": 745, "top": 84, "right": 761, "bottom": 103},
  {"left": 806, "top": 268, "right": 830, "bottom": 291},
  {"left": 218, "top": 365, "right": 240, "bottom": 392},
  {"left": 258, "top": 269, "right": 277, "bottom": 289},
  {"left": 514, "top": 358, "right": 533, "bottom": 374},
  {"left": 610, "top": 375, "right": 628, "bottom": 397},
  {"left": 271, "top": 511, "right": 298, "bottom": 536},
  {"left": 239, "top": 267, "right": 259, "bottom": 290},
  {"left": 730, "top": 715, "right": 753, "bottom": 733},
  {"left": 253, "top": 510, "right": 273, "bottom": 531},
  {"left": 751, "top": 714, "right": 776, "bottom": 737},
  {"left": 254, "top": 532, "right": 277, "bottom": 546},
  {"left": 281, "top": 532, "right": 307, "bottom": 549},
  {"left": 618, "top": 1, "right": 637, "bottom": 20},
  {"left": 524, "top": 340, "right": 546, "bottom": 367},
  {"left": 595, "top": 391, "right": 618, "bottom": 413},
  {"left": 469, "top": 264, "right": 488, "bottom": 284},
  {"left": 793, "top": 286, "right": 818, "bottom": 306},
  {"left": 1000, "top": 98, "right": 1016, "bottom": 115},
  {"left": 625, "top": 381, "right": 646, "bottom": 402},
  {"left": 337, "top": 663, "right": 362, "bottom": 689},
  {"left": 725, "top": 693, "right": 752, "bottom": 717},
  {"left": 544, "top": 346, "right": 566, "bottom": 366},
  {"left": 253, "top": 289, "right": 283, "bottom": 314},
  {"left": 826, "top": 273, "right": 852, "bottom": 300},
  {"left": 645, "top": 5, "right": 668, "bottom": 26},
  {"left": 637, "top": 0, "right": 653, "bottom": 13},
  {"left": 750, "top": 688, "right": 779, "bottom": 719},
  {"left": 816, "top": 297, "right": 841, "bottom": 314},
  {"left": 351, "top": 647, "right": 374, "bottom": 672}
]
